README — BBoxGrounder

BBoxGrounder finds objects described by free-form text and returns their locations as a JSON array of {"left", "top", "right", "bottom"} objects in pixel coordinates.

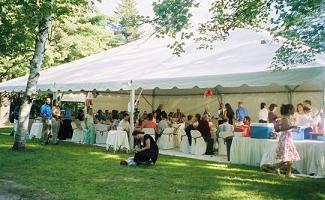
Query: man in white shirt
[
  {"left": 118, "top": 113, "right": 131, "bottom": 134},
  {"left": 217, "top": 117, "right": 234, "bottom": 137}
]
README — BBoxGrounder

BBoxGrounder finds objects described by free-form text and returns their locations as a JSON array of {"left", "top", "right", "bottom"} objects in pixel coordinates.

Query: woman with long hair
[{"left": 224, "top": 103, "right": 235, "bottom": 125}]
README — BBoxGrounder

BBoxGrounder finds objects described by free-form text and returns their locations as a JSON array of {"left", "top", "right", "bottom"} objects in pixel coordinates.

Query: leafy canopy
[{"left": 151, "top": 0, "right": 325, "bottom": 70}]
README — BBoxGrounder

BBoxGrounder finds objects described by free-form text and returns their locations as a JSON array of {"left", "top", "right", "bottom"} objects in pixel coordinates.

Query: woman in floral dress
[{"left": 274, "top": 104, "right": 300, "bottom": 177}]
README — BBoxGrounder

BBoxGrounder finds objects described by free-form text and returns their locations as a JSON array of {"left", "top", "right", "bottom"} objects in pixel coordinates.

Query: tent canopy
[{"left": 0, "top": 29, "right": 324, "bottom": 94}]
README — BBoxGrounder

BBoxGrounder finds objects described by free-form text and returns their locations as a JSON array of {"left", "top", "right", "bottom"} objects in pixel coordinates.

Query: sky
[{"left": 97, "top": 0, "right": 214, "bottom": 24}]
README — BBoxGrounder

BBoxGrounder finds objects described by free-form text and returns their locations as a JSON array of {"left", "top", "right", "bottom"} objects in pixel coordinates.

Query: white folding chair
[
  {"left": 71, "top": 121, "right": 84, "bottom": 143},
  {"left": 179, "top": 129, "right": 190, "bottom": 153},
  {"left": 96, "top": 124, "right": 109, "bottom": 144},
  {"left": 190, "top": 130, "right": 207, "bottom": 155},
  {"left": 218, "top": 131, "right": 234, "bottom": 156},
  {"left": 142, "top": 128, "right": 156, "bottom": 141},
  {"left": 157, "top": 128, "right": 176, "bottom": 149}
]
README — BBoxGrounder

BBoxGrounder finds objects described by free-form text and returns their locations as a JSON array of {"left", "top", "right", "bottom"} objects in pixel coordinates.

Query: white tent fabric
[{"left": 0, "top": 28, "right": 324, "bottom": 93}]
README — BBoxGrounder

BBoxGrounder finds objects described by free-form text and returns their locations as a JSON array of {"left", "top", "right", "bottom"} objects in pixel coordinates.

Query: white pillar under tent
[{"left": 129, "top": 81, "right": 135, "bottom": 148}]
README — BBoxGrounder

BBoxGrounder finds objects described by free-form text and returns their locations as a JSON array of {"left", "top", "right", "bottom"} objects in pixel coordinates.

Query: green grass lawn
[{"left": 0, "top": 133, "right": 325, "bottom": 200}]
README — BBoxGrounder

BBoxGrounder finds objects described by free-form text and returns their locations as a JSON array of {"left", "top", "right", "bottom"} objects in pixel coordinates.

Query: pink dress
[{"left": 275, "top": 119, "right": 300, "bottom": 162}]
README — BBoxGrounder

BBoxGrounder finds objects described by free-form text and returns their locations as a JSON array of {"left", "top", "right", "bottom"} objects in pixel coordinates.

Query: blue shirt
[
  {"left": 40, "top": 104, "right": 52, "bottom": 120},
  {"left": 64, "top": 109, "right": 72, "bottom": 120},
  {"left": 236, "top": 107, "right": 248, "bottom": 121}
]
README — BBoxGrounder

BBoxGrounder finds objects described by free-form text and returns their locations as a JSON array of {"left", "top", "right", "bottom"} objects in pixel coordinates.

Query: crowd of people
[{"left": 20, "top": 96, "right": 322, "bottom": 170}]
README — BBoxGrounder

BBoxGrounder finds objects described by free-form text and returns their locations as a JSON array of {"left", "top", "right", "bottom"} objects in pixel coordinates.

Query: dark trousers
[
  {"left": 203, "top": 136, "right": 214, "bottom": 155},
  {"left": 134, "top": 148, "right": 159, "bottom": 164}
]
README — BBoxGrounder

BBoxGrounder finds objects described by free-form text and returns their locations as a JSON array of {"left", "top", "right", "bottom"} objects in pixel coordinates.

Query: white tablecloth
[
  {"left": 29, "top": 122, "right": 43, "bottom": 139},
  {"left": 105, "top": 130, "right": 130, "bottom": 152},
  {"left": 95, "top": 124, "right": 110, "bottom": 144},
  {"left": 230, "top": 137, "right": 325, "bottom": 176}
]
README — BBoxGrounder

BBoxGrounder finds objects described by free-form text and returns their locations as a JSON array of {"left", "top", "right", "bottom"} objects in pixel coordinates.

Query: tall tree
[
  {"left": 0, "top": 0, "right": 91, "bottom": 151},
  {"left": 114, "top": 0, "right": 140, "bottom": 42},
  {"left": 151, "top": 0, "right": 325, "bottom": 70}
]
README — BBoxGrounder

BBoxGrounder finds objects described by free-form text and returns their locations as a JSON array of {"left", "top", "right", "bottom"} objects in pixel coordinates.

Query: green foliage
[
  {"left": 114, "top": 0, "right": 141, "bottom": 42},
  {"left": 44, "top": 15, "right": 122, "bottom": 68},
  {"left": 0, "top": 0, "right": 123, "bottom": 81},
  {"left": 151, "top": 0, "right": 325, "bottom": 70},
  {"left": 0, "top": 134, "right": 325, "bottom": 199}
]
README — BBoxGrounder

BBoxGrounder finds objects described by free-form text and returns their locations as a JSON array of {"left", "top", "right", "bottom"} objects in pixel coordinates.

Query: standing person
[
  {"left": 259, "top": 102, "right": 268, "bottom": 123},
  {"left": 83, "top": 108, "right": 96, "bottom": 144},
  {"left": 132, "top": 131, "right": 159, "bottom": 165},
  {"left": 61, "top": 104, "right": 73, "bottom": 139},
  {"left": 236, "top": 101, "right": 248, "bottom": 122},
  {"left": 217, "top": 103, "right": 226, "bottom": 125},
  {"left": 12, "top": 99, "right": 21, "bottom": 137},
  {"left": 155, "top": 104, "right": 163, "bottom": 122},
  {"left": 274, "top": 104, "right": 300, "bottom": 178},
  {"left": 224, "top": 103, "right": 235, "bottom": 125},
  {"left": 197, "top": 115, "right": 214, "bottom": 155},
  {"left": 293, "top": 103, "right": 304, "bottom": 125},
  {"left": 268, "top": 104, "right": 278, "bottom": 124},
  {"left": 51, "top": 99, "right": 60, "bottom": 144},
  {"left": 40, "top": 97, "right": 52, "bottom": 145}
]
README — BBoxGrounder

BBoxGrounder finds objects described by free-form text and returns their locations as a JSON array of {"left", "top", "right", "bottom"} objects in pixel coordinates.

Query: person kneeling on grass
[{"left": 121, "top": 131, "right": 159, "bottom": 166}]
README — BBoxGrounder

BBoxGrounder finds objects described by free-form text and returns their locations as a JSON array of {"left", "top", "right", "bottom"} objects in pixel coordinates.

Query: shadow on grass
[{"left": 0, "top": 134, "right": 325, "bottom": 200}]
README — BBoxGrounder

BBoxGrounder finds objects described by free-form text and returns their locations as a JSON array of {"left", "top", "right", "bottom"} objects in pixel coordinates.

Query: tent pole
[
  {"left": 321, "top": 80, "right": 325, "bottom": 134},
  {"left": 129, "top": 82, "right": 135, "bottom": 148}
]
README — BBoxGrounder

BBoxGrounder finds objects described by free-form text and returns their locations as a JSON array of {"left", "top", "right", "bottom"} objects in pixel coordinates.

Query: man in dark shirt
[{"left": 197, "top": 115, "right": 214, "bottom": 155}]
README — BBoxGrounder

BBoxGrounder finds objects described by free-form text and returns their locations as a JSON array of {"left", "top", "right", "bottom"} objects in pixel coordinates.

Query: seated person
[
  {"left": 118, "top": 113, "right": 131, "bottom": 134},
  {"left": 242, "top": 116, "right": 251, "bottom": 137},
  {"left": 132, "top": 131, "right": 159, "bottom": 165},
  {"left": 95, "top": 109, "right": 106, "bottom": 121},
  {"left": 157, "top": 111, "right": 171, "bottom": 139},
  {"left": 197, "top": 115, "right": 214, "bottom": 155},
  {"left": 217, "top": 117, "right": 234, "bottom": 138},
  {"left": 141, "top": 113, "right": 157, "bottom": 133},
  {"left": 185, "top": 115, "right": 197, "bottom": 146}
]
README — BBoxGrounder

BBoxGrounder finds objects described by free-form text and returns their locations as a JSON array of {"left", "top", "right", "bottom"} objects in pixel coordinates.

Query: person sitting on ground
[
  {"left": 197, "top": 115, "right": 214, "bottom": 155},
  {"left": 95, "top": 109, "right": 106, "bottom": 121},
  {"left": 141, "top": 113, "right": 157, "bottom": 133},
  {"left": 118, "top": 113, "right": 131, "bottom": 134},
  {"left": 157, "top": 111, "right": 171, "bottom": 140},
  {"left": 185, "top": 115, "right": 196, "bottom": 146},
  {"left": 132, "top": 131, "right": 159, "bottom": 165},
  {"left": 268, "top": 104, "right": 279, "bottom": 124}
]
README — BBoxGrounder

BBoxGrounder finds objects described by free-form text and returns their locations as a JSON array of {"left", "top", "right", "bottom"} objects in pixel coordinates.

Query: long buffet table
[{"left": 230, "top": 137, "right": 325, "bottom": 177}]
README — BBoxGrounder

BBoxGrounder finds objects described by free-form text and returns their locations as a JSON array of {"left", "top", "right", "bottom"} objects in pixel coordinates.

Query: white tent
[{"left": 0, "top": 29, "right": 324, "bottom": 121}]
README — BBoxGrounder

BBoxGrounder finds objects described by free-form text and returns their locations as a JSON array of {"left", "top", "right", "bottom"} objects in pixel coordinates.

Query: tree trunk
[
  {"left": 12, "top": 1, "right": 54, "bottom": 151},
  {"left": 0, "top": 93, "right": 10, "bottom": 127}
]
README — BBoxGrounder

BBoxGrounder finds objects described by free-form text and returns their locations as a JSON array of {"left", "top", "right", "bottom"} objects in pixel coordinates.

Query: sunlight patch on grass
[
  {"left": 101, "top": 154, "right": 122, "bottom": 160},
  {"left": 215, "top": 175, "right": 283, "bottom": 185},
  {"left": 162, "top": 161, "right": 189, "bottom": 167}
]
